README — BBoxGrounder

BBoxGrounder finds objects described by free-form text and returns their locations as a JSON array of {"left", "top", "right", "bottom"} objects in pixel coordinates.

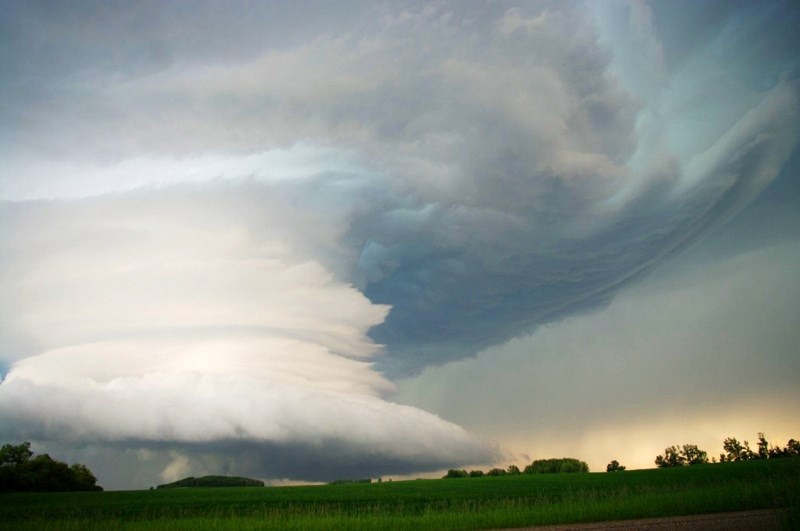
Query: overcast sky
[{"left": 1, "top": 0, "right": 799, "bottom": 489}]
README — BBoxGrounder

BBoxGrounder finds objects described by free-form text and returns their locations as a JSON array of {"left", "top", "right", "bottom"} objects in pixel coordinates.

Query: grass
[{"left": 1, "top": 458, "right": 798, "bottom": 530}]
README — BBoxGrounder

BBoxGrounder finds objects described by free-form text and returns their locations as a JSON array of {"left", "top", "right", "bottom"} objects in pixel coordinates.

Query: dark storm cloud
[{"left": 356, "top": 80, "right": 798, "bottom": 375}]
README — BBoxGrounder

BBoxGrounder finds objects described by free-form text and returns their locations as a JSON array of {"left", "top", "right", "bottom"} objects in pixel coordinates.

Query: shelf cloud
[{"left": 0, "top": 190, "right": 492, "bottom": 481}]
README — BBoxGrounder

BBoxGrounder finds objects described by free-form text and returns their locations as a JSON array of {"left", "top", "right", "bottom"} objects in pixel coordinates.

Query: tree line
[
  {"left": 0, "top": 442, "right": 102, "bottom": 492},
  {"left": 156, "top": 475, "right": 265, "bottom": 488},
  {"left": 444, "top": 457, "right": 589, "bottom": 478},
  {"left": 651, "top": 433, "right": 800, "bottom": 468},
  {"left": 447, "top": 432, "right": 800, "bottom": 480}
]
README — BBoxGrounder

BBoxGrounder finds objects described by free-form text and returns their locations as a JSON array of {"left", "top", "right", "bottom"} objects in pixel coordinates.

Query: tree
[
  {"left": 606, "top": 460, "right": 626, "bottom": 472},
  {"left": 0, "top": 442, "right": 33, "bottom": 466},
  {"left": 0, "top": 442, "right": 102, "bottom": 492},
  {"left": 720, "top": 437, "right": 756, "bottom": 462},
  {"left": 23, "top": 454, "right": 75, "bottom": 491},
  {"left": 721, "top": 437, "right": 755, "bottom": 462},
  {"left": 443, "top": 469, "right": 468, "bottom": 479},
  {"left": 757, "top": 433, "right": 770, "bottom": 459},
  {"left": 524, "top": 458, "right": 589, "bottom": 474},
  {"left": 468, "top": 470, "right": 484, "bottom": 477},
  {"left": 486, "top": 468, "right": 507, "bottom": 476},
  {"left": 681, "top": 444, "right": 708, "bottom": 465},
  {"left": 655, "top": 444, "right": 708, "bottom": 468},
  {"left": 69, "top": 464, "right": 99, "bottom": 489},
  {"left": 719, "top": 433, "right": 800, "bottom": 460},
  {"left": 655, "top": 446, "right": 684, "bottom": 468},
  {"left": 507, "top": 464, "right": 521, "bottom": 475},
  {"left": 784, "top": 439, "right": 800, "bottom": 457}
]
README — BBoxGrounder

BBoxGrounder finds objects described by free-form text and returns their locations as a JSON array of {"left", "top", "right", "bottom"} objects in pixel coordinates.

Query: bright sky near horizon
[{"left": 1, "top": 0, "right": 799, "bottom": 489}]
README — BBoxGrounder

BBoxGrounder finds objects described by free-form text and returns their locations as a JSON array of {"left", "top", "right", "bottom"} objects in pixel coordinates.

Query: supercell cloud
[
  {"left": 0, "top": 189, "right": 491, "bottom": 481},
  {"left": 1, "top": 1, "right": 798, "bottom": 486}
]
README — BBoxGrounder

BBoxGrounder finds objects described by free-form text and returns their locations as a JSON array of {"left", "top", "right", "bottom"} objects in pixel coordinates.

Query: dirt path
[{"left": 499, "top": 509, "right": 788, "bottom": 530}]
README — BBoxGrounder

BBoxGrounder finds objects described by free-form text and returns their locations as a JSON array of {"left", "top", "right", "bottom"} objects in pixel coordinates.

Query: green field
[{"left": 1, "top": 459, "right": 798, "bottom": 530}]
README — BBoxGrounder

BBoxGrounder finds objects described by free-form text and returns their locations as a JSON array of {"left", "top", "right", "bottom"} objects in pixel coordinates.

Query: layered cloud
[
  {"left": 1, "top": 338, "right": 490, "bottom": 480},
  {"left": 0, "top": 189, "right": 492, "bottom": 480},
  {"left": 1, "top": 1, "right": 799, "bottom": 486}
]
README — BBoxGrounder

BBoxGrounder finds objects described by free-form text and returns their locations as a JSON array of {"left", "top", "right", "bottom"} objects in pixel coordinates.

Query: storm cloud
[
  {"left": 1, "top": 0, "right": 799, "bottom": 486},
  {"left": 0, "top": 187, "right": 493, "bottom": 482}
]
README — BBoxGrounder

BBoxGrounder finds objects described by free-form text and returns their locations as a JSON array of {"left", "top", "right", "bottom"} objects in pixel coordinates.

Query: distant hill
[{"left": 156, "top": 475, "right": 264, "bottom": 488}]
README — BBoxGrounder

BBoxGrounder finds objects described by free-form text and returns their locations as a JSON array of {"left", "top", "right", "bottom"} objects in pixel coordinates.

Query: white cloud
[
  {"left": 2, "top": 2, "right": 637, "bottom": 215},
  {"left": 0, "top": 144, "right": 367, "bottom": 201},
  {"left": 0, "top": 337, "right": 488, "bottom": 463},
  {"left": 161, "top": 452, "right": 191, "bottom": 483},
  {"left": 0, "top": 186, "right": 377, "bottom": 359},
  {"left": 0, "top": 186, "right": 493, "bottom": 482}
]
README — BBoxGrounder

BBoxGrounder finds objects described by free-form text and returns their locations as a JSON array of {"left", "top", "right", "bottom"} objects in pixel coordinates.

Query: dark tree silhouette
[
  {"left": 0, "top": 442, "right": 102, "bottom": 492},
  {"left": 524, "top": 458, "right": 589, "bottom": 474},
  {"left": 655, "top": 444, "right": 707, "bottom": 468},
  {"left": 720, "top": 437, "right": 755, "bottom": 462},
  {"left": 681, "top": 444, "right": 708, "bottom": 465},
  {"left": 721, "top": 433, "right": 800, "bottom": 461}
]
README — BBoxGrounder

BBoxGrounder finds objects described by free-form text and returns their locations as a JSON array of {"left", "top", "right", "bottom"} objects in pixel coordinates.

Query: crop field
[{"left": 1, "top": 459, "right": 798, "bottom": 530}]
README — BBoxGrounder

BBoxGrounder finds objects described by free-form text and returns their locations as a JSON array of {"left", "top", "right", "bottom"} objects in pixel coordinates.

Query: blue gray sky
[{"left": 1, "top": 0, "right": 799, "bottom": 489}]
